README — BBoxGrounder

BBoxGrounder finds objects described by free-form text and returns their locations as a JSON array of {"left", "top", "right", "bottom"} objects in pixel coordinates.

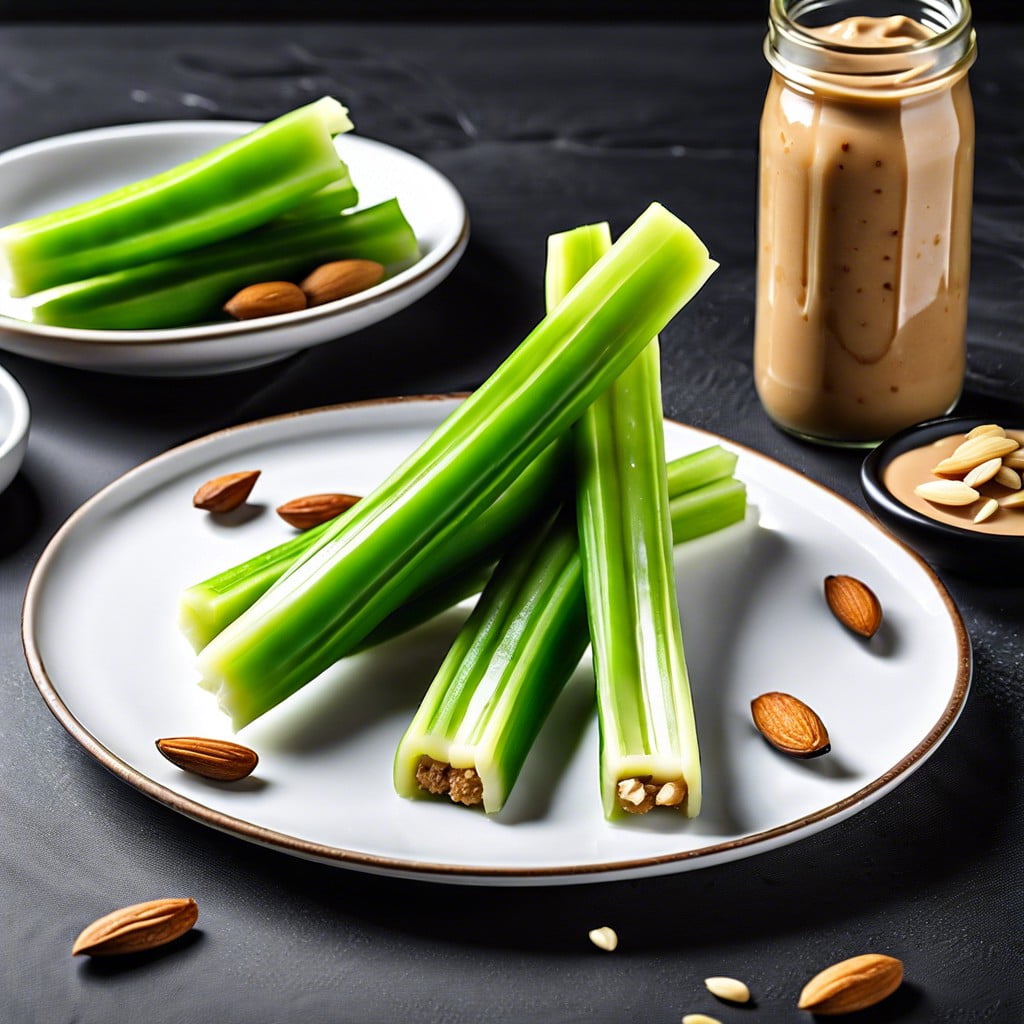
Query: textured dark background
[{"left": 0, "top": 15, "right": 1021, "bottom": 1024}]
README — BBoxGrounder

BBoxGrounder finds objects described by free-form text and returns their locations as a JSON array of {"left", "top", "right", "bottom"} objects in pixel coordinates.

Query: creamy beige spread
[
  {"left": 754, "top": 16, "right": 975, "bottom": 444},
  {"left": 884, "top": 430, "right": 1024, "bottom": 536}
]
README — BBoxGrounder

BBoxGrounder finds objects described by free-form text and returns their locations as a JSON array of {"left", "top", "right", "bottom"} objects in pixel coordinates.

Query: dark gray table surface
[{"left": 0, "top": 21, "right": 1021, "bottom": 1024}]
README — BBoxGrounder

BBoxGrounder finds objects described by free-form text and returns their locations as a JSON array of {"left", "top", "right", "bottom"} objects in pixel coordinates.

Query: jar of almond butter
[{"left": 754, "top": 0, "right": 976, "bottom": 446}]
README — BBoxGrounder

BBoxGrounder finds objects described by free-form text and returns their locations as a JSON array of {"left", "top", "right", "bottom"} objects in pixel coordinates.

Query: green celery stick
[
  {"left": 179, "top": 440, "right": 569, "bottom": 653},
  {"left": 277, "top": 174, "right": 359, "bottom": 222},
  {"left": 1, "top": 96, "right": 352, "bottom": 296},
  {"left": 30, "top": 198, "right": 417, "bottom": 330},
  {"left": 564, "top": 224, "right": 701, "bottom": 819},
  {"left": 197, "top": 202, "right": 718, "bottom": 729},
  {"left": 394, "top": 466, "right": 745, "bottom": 814}
]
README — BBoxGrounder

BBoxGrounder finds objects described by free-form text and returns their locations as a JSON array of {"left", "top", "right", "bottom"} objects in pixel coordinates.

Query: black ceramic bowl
[{"left": 861, "top": 415, "right": 1024, "bottom": 581}]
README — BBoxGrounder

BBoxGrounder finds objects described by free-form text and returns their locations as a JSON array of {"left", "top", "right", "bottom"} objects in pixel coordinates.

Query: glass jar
[{"left": 753, "top": 0, "right": 977, "bottom": 447}]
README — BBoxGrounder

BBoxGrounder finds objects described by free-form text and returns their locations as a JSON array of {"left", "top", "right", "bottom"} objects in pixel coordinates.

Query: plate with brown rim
[{"left": 22, "top": 396, "right": 971, "bottom": 885}]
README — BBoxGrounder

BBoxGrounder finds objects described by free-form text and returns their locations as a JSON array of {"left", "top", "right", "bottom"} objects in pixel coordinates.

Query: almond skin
[
  {"left": 192, "top": 470, "right": 260, "bottom": 513},
  {"left": 824, "top": 574, "right": 882, "bottom": 639},
  {"left": 224, "top": 281, "right": 307, "bottom": 320},
  {"left": 72, "top": 898, "right": 198, "bottom": 957},
  {"left": 797, "top": 953, "right": 903, "bottom": 1015},
  {"left": 300, "top": 259, "right": 385, "bottom": 306},
  {"left": 751, "top": 692, "right": 831, "bottom": 758},
  {"left": 276, "top": 492, "right": 361, "bottom": 530},
  {"left": 156, "top": 736, "right": 258, "bottom": 781}
]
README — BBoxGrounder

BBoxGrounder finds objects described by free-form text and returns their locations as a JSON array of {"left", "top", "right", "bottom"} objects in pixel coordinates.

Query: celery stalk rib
[
  {"left": 562, "top": 224, "right": 702, "bottom": 819},
  {"left": 30, "top": 198, "right": 417, "bottom": 330},
  {"left": 393, "top": 463, "right": 745, "bottom": 814},
  {"left": 1, "top": 96, "right": 352, "bottom": 297},
  {"left": 196, "top": 202, "right": 718, "bottom": 729}
]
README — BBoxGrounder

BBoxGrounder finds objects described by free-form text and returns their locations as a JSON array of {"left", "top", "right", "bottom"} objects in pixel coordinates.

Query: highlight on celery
[
  {"left": 193, "top": 202, "right": 719, "bottom": 731},
  {"left": 0, "top": 96, "right": 420, "bottom": 330}
]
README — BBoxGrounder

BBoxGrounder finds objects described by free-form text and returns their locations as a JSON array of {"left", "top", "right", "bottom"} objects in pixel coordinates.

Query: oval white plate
[
  {"left": 0, "top": 122, "right": 468, "bottom": 376},
  {"left": 23, "top": 397, "right": 970, "bottom": 885},
  {"left": 0, "top": 361, "right": 30, "bottom": 495}
]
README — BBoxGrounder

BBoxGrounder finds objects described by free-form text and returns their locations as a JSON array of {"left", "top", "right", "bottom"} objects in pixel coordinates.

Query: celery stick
[
  {"left": 1, "top": 96, "right": 352, "bottom": 296},
  {"left": 197, "top": 202, "right": 717, "bottom": 729},
  {"left": 30, "top": 198, "right": 417, "bottom": 330},
  {"left": 566, "top": 225, "right": 702, "bottom": 819},
  {"left": 394, "top": 466, "right": 745, "bottom": 814},
  {"left": 179, "top": 440, "right": 569, "bottom": 652},
  {"left": 276, "top": 174, "right": 358, "bottom": 222}
]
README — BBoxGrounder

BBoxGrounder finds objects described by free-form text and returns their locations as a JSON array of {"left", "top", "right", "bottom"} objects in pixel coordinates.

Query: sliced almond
[
  {"left": 965, "top": 423, "right": 1006, "bottom": 440},
  {"left": 973, "top": 498, "right": 999, "bottom": 524},
  {"left": 72, "top": 898, "right": 198, "bottom": 957},
  {"left": 824, "top": 574, "right": 882, "bottom": 638},
  {"left": 224, "top": 281, "right": 306, "bottom": 320},
  {"left": 932, "top": 435, "right": 1020, "bottom": 476},
  {"left": 999, "top": 491, "right": 1024, "bottom": 509},
  {"left": 913, "top": 479, "right": 980, "bottom": 506},
  {"left": 962, "top": 457, "right": 1002, "bottom": 488},
  {"left": 300, "top": 259, "right": 385, "bottom": 307},
  {"left": 994, "top": 465, "right": 1022, "bottom": 490},
  {"left": 156, "top": 736, "right": 258, "bottom": 781},
  {"left": 704, "top": 976, "right": 751, "bottom": 1004},
  {"left": 276, "top": 492, "right": 361, "bottom": 530},
  {"left": 192, "top": 470, "right": 260, "bottom": 513},
  {"left": 797, "top": 953, "right": 903, "bottom": 1015},
  {"left": 682, "top": 1016, "right": 723, "bottom": 1024},
  {"left": 751, "top": 692, "right": 830, "bottom": 758}
]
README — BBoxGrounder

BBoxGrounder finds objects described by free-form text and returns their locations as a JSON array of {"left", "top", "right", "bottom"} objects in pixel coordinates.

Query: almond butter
[
  {"left": 823, "top": 574, "right": 883, "bottom": 639},
  {"left": 276, "top": 492, "right": 361, "bottom": 530},
  {"left": 300, "top": 259, "right": 385, "bottom": 307},
  {"left": 192, "top": 470, "right": 260, "bottom": 513},
  {"left": 224, "top": 281, "right": 307, "bottom": 320},
  {"left": 72, "top": 898, "right": 198, "bottom": 957},
  {"left": 156, "top": 736, "right": 258, "bottom": 781},
  {"left": 750, "top": 692, "right": 831, "bottom": 758},
  {"left": 797, "top": 953, "right": 903, "bottom": 1015}
]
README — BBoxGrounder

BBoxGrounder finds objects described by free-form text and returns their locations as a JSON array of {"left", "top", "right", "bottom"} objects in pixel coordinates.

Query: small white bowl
[
  {"left": 0, "top": 363, "right": 29, "bottom": 495},
  {"left": 0, "top": 121, "right": 468, "bottom": 377}
]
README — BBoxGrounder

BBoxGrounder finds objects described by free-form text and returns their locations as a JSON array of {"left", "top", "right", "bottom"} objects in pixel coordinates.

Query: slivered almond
[
  {"left": 995, "top": 465, "right": 1022, "bottom": 490},
  {"left": 913, "top": 479, "right": 979, "bottom": 506},
  {"left": 932, "top": 435, "right": 1020, "bottom": 476},
  {"left": 72, "top": 898, "right": 198, "bottom": 957},
  {"left": 797, "top": 953, "right": 903, "bottom": 1015},
  {"left": 751, "top": 692, "right": 830, "bottom": 758},
  {"left": 704, "top": 976, "right": 751, "bottom": 1004},
  {"left": 192, "top": 470, "right": 260, "bottom": 513},
  {"left": 965, "top": 423, "right": 1006, "bottom": 440},
  {"left": 973, "top": 498, "right": 999, "bottom": 524},
  {"left": 824, "top": 574, "right": 882, "bottom": 638},
  {"left": 156, "top": 736, "right": 258, "bottom": 781},
  {"left": 588, "top": 926, "right": 618, "bottom": 952},
  {"left": 999, "top": 491, "right": 1024, "bottom": 509},
  {"left": 276, "top": 492, "right": 361, "bottom": 530},
  {"left": 963, "top": 457, "right": 1002, "bottom": 488},
  {"left": 300, "top": 259, "right": 385, "bottom": 306}
]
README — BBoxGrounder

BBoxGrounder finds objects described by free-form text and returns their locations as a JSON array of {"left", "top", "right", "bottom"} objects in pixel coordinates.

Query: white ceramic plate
[
  {"left": 0, "top": 122, "right": 468, "bottom": 376},
  {"left": 23, "top": 397, "right": 970, "bottom": 885},
  {"left": 0, "top": 362, "right": 30, "bottom": 496}
]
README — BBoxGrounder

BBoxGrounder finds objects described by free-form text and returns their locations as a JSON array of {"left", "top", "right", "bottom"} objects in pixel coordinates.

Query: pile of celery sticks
[
  {"left": 0, "top": 97, "right": 419, "bottom": 330},
  {"left": 180, "top": 201, "right": 749, "bottom": 821}
]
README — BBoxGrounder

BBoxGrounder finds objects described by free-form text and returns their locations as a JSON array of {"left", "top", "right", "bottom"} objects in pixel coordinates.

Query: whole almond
[
  {"left": 751, "top": 692, "right": 831, "bottom": 758},
  {"left": 962, "top": 457, "right": 1002, "bottom": 488},
  {"left": 276, "top": 492, "right": 361, "bottom": 530},
  {"left": 300, "top": 259, "right": 385, "bottom": 306},
  {"left": 192, "top": 470, "right": 260, "bottom": 513},
  {"left": 932, "top": 435, "right": 1020, "bottom": 476},
  {"left": 964, "top": 423, "right": 1006, "bottom": 440},
  {"left": 824, "top": 574, "right": 883, "bottom": 639},
  {"left": 797, "top": 953, "right": 903, "bottom": 1015},
  {"left": 704, "top": 976, "right": 751, "bottom": 1004},
  {"left": 156, "top": 736, "right": 258, "bottom": 781},
  {"left": 72, "top": 898, "right": 198, "bottom": 957},
  {"left": 913, "top": 479, "right": 979, "bottom": 507},
  {"left": 995, "top": 465, "right": 1022, "bottom": 490},
  {"left": 224, "top": 281, "right": 307, "bottom": 320}
]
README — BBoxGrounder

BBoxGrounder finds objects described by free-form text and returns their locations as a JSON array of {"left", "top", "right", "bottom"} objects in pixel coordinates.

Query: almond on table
[{"left": 72, "top": 898, "right": 199, "bottom": 957}]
